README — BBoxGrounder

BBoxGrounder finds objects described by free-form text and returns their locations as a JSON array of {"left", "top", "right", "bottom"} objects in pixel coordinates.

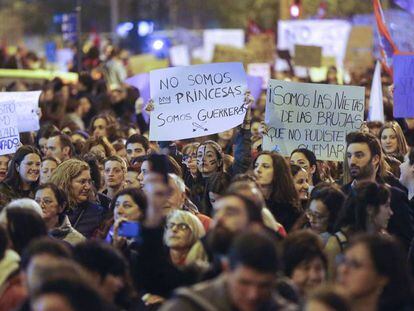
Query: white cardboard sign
[
  {"left": 0, "top": 101, "right": 20, "bottom": 155},
  {"left": 0, "top": 91, "right": 41, "bottom": 133},
  {"left": 150, "top": 62, "right": 247, "bottom": 141}
]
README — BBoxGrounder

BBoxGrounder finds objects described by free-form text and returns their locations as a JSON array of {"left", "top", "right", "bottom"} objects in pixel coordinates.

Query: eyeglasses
[
  {"left": 305, "top": 210, "right": 328, "bottom": 222},
  {"left": 165, "top": 222, "right": 190, "bottom": 231}
]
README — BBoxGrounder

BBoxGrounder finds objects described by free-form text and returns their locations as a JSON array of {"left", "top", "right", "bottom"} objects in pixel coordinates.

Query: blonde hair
[
  {"left": 164, "top": 210, "right": 205, "bottom": 247},
  {"left": 379, "top": 121, "right": 408, "bottom": 157},
  {"left": 50, "top": 159, "right": 91, "bottom": 209}
]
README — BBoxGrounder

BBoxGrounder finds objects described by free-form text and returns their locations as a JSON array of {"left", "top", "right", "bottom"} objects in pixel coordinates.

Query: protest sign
[
  {"left": 247, "top": 63, "right": 271, "bottom": 89},
  {"left": 247, "top": 75, "right": 263, "bottom": 106},
  {"left": 212, "top": 45, "right": 254, "bottom": 65},
  {"left": 0, "top": 91, "right": 41, "bottom": 133},
  {"left": 294, "top": 45, "right": 322, "bottom": 67},
  {"left": 246, "top": 33, "right": 276, "bottom": 63},
  {"left": 203, "top": 29, "right": 245, "bottom": 63},
  {"left": 129, "top": 54, "right": 169, "bottom": 75},
  {"left": 277, "top": 20, "right": 351, "bottom": 69},
  {"left": 0, "top": 101, "right": 20, "bottom": 155},
  {"left": 393, "top": 54, "right": 414, "bottom": 117},
  {"left": 169, "top": 45, "right": 191, "bottom": 67},
  {"left": 344, "top": 26, "right": 373, "bottom": 74},
  {"left": 149, "top": 62, "right": 247, "bottom": 141},
  {"left": 263, "top": 80, "right": 364, "bottom": 161}
]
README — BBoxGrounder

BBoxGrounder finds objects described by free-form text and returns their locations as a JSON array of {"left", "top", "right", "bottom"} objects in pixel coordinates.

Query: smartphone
[{"left": 118, "top": 221, "right": 140, "bottom": 238}]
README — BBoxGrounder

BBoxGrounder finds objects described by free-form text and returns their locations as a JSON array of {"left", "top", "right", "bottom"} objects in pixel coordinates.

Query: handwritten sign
[
  {"left": 263, "top": 80, "right": 364, "bottom": 161},
  {"left": 0, "top": 91, "right": 41, "bottom": 133},
  {"left": 149, "top": 62, "right": 247, "bottom": 141},
  {"left": 0, "top": 101, "right": 20, "bottom": 155},
  {"left": 393, "top": 54, "right": 414, "bottom": 117},
  {"left": 294, "top": 45, "right": 322, "bottom": 67},
  {"left": 246, "top": 33, "right": 276, "bottom": 63}
]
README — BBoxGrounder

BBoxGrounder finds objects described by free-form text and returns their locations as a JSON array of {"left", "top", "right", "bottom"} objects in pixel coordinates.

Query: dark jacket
[
  {"left": 342, "top": 182, "right": 414, "bottom": 250},
  {"left": 0, "top": 182, "right": 35, "bottom": 209},
  {"left": 67, "top": 201, "right": 105, "bottom": 239},
  {"left": 187, "top": 128, "right": 252, "bottom": 216},
  {"left": 133, "top": 226, "right": 203, "bottom": 298},
  {"left": 160, "top": 275, "right": 298, "bottom": 311},
  {"left": 266, "top": 200, "right": 302, "bottom": 233}
]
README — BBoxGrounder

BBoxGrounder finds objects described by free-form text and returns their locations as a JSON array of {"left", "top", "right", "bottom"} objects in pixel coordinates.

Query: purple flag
[
  {"left": 395, "top": 0, "right": 414, "bottom": 15},
  {"left": 247, "top": 75, "right": 263, "bottom": 107},
  {"left": 125, "top": 73, "right": 150, "bottom": 121},
  {"left": 393, "top": 54, "right": 414, "bottom": 117}
]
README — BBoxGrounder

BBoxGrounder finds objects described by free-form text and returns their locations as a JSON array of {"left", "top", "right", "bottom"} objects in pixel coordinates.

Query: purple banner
[
  {"left": 395, "top": 0, "right": 414, "bottom": 15},
  {"left": 393, "top": 54, "right": 414, "bottom": 117},
  {"left": 247, "top": 75, "right": 263, "bottom": 107}
]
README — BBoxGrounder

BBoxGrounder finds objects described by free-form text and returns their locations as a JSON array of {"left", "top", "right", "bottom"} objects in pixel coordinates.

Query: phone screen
[{"left": 118, "top": 221, "right": 140, "bottom": 238}]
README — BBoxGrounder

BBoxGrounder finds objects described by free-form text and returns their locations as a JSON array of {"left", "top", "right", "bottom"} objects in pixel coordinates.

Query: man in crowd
[
  {"left": 46, "top": 133, "right": 75, "bottom": 163},
  {"left": 160, "top": 231, "right": 295, "bottom": 311},
  {"left": 343, "top": 131, "right": 414, "bottom": 249}
]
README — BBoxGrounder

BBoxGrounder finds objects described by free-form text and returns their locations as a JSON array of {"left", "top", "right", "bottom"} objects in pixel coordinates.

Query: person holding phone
[{"left": 108, "top": 188, "right": 147, "bottom": 249}]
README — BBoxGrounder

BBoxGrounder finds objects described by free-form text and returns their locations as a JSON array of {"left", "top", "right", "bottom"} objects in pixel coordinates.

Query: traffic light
[{"left": 290, "top": 0, "right": 301, "bottom": 19}]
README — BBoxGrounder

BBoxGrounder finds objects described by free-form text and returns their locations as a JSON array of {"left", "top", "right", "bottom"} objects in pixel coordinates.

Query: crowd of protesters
[{"left": 0, "top": 41, "right": 413, "bottom": 311}]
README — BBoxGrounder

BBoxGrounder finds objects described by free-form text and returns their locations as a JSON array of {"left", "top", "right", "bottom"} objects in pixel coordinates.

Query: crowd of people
[{"left": 0, "top": 42, "right": 413, "bottom": 311}]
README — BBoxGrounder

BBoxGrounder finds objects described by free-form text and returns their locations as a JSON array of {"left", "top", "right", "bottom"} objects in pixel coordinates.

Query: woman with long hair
[
  {"left": 253, "top": 151, "right": 302, "bottom": 231},
  {"left": 0, "top": 146, "right": 41, "bottom": 206},
  {"left": 325, "top": 182, "right": 392, "bottom": 278},
  {"left": 379, "top": 121, "right": 408, "bottom": 162}
]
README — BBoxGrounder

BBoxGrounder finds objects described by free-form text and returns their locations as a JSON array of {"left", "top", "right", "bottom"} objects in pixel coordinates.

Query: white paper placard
[
  {"left": 0, "top": 101, "right": 20, "bottom": 155},
  {"left": 0, "top": 91, "right": 41, "bottom": 133},
  {"left": 150, "top": 62, "right": 247, "bottom": 141}
]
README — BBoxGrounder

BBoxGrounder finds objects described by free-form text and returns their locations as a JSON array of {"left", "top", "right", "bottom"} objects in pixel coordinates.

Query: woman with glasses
[
  {"left": 35, "top": 183, "right": 85, "bottom": 245},
  {"left": 50, "top": 159, "right": 105, "bottom": 238},
  {"left": 306, "top": 183, "right": 345, "bottom": 246},
  {"left": 164, "top": 210, "right": 207, "bottom": 267},
  {"left": 0, "top": 146, "right": 41, "bottom": 207},
  {"left": 337, "top": 234, "right": 414, "bottom": 311}
]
